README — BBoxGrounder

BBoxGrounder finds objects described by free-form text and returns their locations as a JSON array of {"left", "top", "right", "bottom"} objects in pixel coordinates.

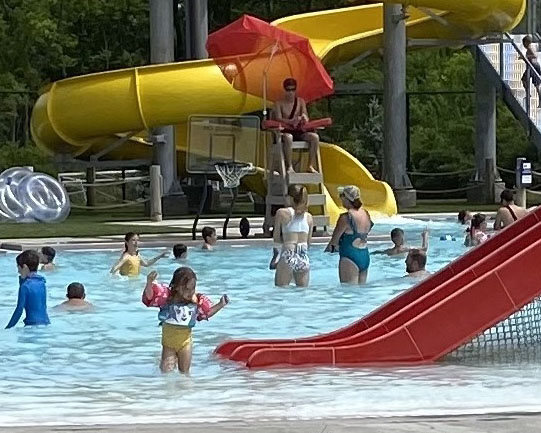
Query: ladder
[{"left": 264, "top": 135, "right": 330, "bottom": 235}]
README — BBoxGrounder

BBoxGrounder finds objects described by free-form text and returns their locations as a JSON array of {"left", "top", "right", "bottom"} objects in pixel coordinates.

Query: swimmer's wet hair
[
  {"left": 124, "top": 232, "right": 139, "bottom": 252},
  {"left": 41, "top": 246, "right": 56, "bottom": 263},
  {"left": 288, "top": 184, "right": 308, "bottom": 212},
  {"left": 168, "top": 267, "right": 197, "bottom": 302},
  {"left": 173, "top": 243, "right": 188, "bottom": 259},
  {"left": 500, "top": 189, "right": 514, "bottom": 203},
  {"left": 202, "top": 226, "right": 216, "bottom": 242},
  {"left": 471, "top": 213, "right": 486, "bottom": 229},
  {"left": 390, "top": 228, "right": 404, "bottom": 239},
  {"left": 408, "top": 248, "right": 427, "bottom": 269},
  {"left": 16, "top": 250, "right": 40, "bottom": 272},
  {"left": 458, "top": 210, "right": 469, "bottom": 224},
  {"left": 67, "top": 282, "right": 85, "bottom": 299}
]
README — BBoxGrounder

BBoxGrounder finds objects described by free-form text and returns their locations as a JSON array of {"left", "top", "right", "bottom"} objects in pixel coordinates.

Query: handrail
[
  {"left": 503, "top": 33, "right": 541, "bottom": 82},
  {"left": 503, "top": 32, "right": 541, "bottom": 117}
]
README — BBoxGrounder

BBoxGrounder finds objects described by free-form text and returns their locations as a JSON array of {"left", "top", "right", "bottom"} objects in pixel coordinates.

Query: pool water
[{"left": 1, "top": 216, "right": 541, "bottom": 426}]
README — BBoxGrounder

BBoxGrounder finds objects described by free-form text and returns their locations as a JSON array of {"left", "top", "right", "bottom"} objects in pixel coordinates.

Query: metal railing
[{"left": 495, "top": 33, "right": 541, "bottom": 118}]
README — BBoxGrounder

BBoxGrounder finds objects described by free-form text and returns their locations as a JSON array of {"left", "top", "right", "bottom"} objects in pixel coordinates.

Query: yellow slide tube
[{"left": 31, "top": 0, "right": 525, "bottom": 223}]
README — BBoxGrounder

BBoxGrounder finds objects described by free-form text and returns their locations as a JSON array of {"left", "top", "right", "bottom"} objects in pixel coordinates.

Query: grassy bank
[{"left": 0, "top": 199, "right": 536, "bottom": 239}]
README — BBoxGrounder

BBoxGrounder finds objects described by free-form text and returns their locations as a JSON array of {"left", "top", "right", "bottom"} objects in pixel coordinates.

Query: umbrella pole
[
  {"left": 263, "top": 71, "right": 268, "bottom": 119},
  {"left": 263, "top": 42, "right": 278, "bottom": 120}
]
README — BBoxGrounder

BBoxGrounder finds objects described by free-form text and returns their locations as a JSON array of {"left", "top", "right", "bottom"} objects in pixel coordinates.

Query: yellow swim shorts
[{"left": 161, "top": 323, "right": 193, "bottom": 351}]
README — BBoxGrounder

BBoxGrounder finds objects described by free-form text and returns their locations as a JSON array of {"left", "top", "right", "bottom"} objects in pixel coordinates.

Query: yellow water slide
[{"left": 31, "top": 0, "right": 525, "bottom": 223}]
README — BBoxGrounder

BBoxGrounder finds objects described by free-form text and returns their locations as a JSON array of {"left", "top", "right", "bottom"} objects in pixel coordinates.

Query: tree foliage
[{"left": 0, "top": 0, "right": 537, "bottom": 191}]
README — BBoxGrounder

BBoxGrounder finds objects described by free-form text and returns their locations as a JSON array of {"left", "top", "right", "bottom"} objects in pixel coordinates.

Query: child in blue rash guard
[{"left": 5, "top": 250, "right": 50, "bottom": 329}]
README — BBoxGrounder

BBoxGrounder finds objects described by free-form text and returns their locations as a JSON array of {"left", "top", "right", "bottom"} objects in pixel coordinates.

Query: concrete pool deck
[
  {"left": 0, "top": 212, "right": 480, "bottom": 251},
  {"left": 5, "top": 413, "right": 541, "bottom": 432}
]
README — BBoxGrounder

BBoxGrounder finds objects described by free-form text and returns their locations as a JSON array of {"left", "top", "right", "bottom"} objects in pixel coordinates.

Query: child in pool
[
  {"left": 110, "top": 232, "right": 168, "bottom": 277},
  {"left": 173, "top": 243, "right": 188, "bottom": 260},
  {"left": 143, "top": 268, "right": 229, "bottom": 374},
  {"left": 464, "top": 213, "right": 489, "bottom": 247},
  {"left": 201, "top": 226, "right": 217, "bottom": 251},
  {"left": 53, "top": 282, "right": 94, "bottom": 312},
  {"left": 5, "top": 250, "right": 50, "bottom": 328},
  {"left": 39, "top": 246, "right": 56, "bottom": 271},
  {"left": 372, "top": 228, "right": 429, "bottom": 256}
]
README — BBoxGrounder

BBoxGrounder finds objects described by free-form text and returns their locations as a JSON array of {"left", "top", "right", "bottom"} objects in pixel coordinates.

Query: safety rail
[
  {"left": 482, "top": 34, "right": 541, "bottom": 128},
  {"left": 406, "top": 168, "right": 476, "bottom": 196},
  {"left": 407, "top": 168, "right": 476, "bottom": 177},
  {"left": 503, "top": 32, "right": 541, "bottom": 118},
  {"left": 70, "top": 198, "right": 150, "bottom": 210},
  {"left": 59, "top": 169, "right": 150, "bottom": 210}
]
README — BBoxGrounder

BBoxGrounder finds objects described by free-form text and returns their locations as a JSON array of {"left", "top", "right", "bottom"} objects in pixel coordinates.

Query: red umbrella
[{"left": 206, "top": 15, "right": 334, "bottom": 113}]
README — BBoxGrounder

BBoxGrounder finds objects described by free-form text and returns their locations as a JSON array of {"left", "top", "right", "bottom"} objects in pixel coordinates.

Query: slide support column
[
  {"left": 149, "top": 0, "right": 187, "bottom": 214},
  {"left": 383, "top": 3, "right": 416, "bottom": 208}
]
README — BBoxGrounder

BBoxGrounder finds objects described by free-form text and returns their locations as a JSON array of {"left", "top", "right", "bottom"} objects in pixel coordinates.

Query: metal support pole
[
  {"left": 223, "top": 187, "right": 238, "bottom": 240},
  {"left": 516, "top": 186, "right": 527, "bottom": 208},
  {"left": 527, "top": 0, "right": 535, "bottom": 35},
  {"left": 150, "top": 0, "right": 180, "bottom": 197},
  {"left": 383, "top": 4, "right": 415, "bottom": 207},
  {"left": 485, "top": 158, "right": 495, "bottom": 205},
  {"left": 406, "top": 92, "right": 411, "bottom": 172},
  {"left": 192, "top": 175, "right": 208, "bottom": 240},
  {"left": 475, "top": 54, "right": 499, "bottom": 186},
  {"left": 150, "top": 165, "right": 163, "bottom": 222},
  {"left": 86, "top": 167, "right": 96, "bottom": 208},
  {"left": 121, "top": 168, "right": 127, "bottom": 202},
  {"left": 185, "top": 0, "right": 208, "bottom": 59}
]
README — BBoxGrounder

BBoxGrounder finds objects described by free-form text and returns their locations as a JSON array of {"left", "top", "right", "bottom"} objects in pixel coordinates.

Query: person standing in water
[
  {"left": 325, "top": 186, "right": 373, "bottom": 284},
  {"left": 53, "top": 282, "right": 94, "bottom": 312},
  {"left": 464, "top": 213, "right": 490, "bottom": 247},
  {"left": 270, "top": 185, "right": 314, "bottom": 287},
  {"left": 110, "top": 232, "right": 168, "bottom": 277},
  {"left": 5, "top": 250, "right": 50, "bottom": 328},
  {"left": 494, "top": 189, "right": 528, "bottom": 231}
]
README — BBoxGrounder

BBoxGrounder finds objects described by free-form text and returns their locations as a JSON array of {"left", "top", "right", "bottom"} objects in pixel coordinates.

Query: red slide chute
[{"left": 216, "top": 207, "right": 541, "bottom": 368}]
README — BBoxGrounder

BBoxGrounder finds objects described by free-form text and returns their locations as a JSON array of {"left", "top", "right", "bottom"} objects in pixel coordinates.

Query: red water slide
[{"left": 216, "top": 208, "right": 541, "bottom": 368}]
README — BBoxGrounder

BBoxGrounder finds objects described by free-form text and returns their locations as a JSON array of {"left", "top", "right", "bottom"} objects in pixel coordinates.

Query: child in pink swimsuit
[{"left": 143, "top": 268, "right": 229, "bottom": 374}]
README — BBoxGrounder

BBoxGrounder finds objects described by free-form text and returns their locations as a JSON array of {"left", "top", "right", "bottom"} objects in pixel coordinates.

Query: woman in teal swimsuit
[{"left": 325, "top": 185, "right": 373, "bottom": 284}]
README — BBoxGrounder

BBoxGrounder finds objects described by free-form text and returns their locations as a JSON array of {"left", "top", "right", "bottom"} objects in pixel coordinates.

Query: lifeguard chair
[{"left": 262, "top": 118, "right": 332, "bottom": 235}]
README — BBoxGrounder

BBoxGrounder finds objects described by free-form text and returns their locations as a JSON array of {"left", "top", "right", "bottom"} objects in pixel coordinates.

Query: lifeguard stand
[{"left": 263, "top": 129, "right": 330, "bottom": 234}]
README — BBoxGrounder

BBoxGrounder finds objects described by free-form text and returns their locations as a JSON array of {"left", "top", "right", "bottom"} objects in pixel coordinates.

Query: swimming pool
[{"left": 2, "top": 216, "right": 541, "bottom": 426}]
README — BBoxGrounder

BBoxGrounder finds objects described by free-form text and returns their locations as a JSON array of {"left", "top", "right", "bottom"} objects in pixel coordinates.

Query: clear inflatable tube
[{"left": 0, "top": 167, "right": 71, "bottom": 223}]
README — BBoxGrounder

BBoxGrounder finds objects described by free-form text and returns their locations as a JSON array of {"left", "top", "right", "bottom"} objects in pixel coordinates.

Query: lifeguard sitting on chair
[{"left": 270, "top": 78, "right": 329, "bottom": 174}]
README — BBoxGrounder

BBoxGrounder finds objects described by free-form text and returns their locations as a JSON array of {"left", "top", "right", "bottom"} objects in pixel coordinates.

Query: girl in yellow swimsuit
[
  {"left": 110, "top": 232, "right": 169, "bottom": 277},
  {"left": 153, "top": 267, "right": 229, "bottom": 374}
]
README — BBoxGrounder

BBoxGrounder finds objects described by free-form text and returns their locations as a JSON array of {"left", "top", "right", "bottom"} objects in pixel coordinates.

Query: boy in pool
[
  {"left": 53, "top": 282, "right": 94, "bottom": 311},
  {"left": 142, "top": 269, "right": 229, "bottom": 374},
  {"left": 201, "top": 226, "right": 217, "bottom": 251},
  {"left": 373, "top": 228, "right": 429, "bottom": 256},
  {"left": 39, "top": 246, "right": 56, "bottom": 271},
  {"left": 173, "top": 243, "right": 188, "bottom": 260},
  {"left": 5, "top": 250, "right": 50, "bottom": 328}
]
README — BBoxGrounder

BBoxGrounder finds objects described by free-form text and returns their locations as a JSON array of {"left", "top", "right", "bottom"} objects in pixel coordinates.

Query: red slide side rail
[
  {"left": 215, "top": 208, "right": 541, "bottom": 359},
  {"left": 246, "top": 213, "right": 541, "bottom": 367}
]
